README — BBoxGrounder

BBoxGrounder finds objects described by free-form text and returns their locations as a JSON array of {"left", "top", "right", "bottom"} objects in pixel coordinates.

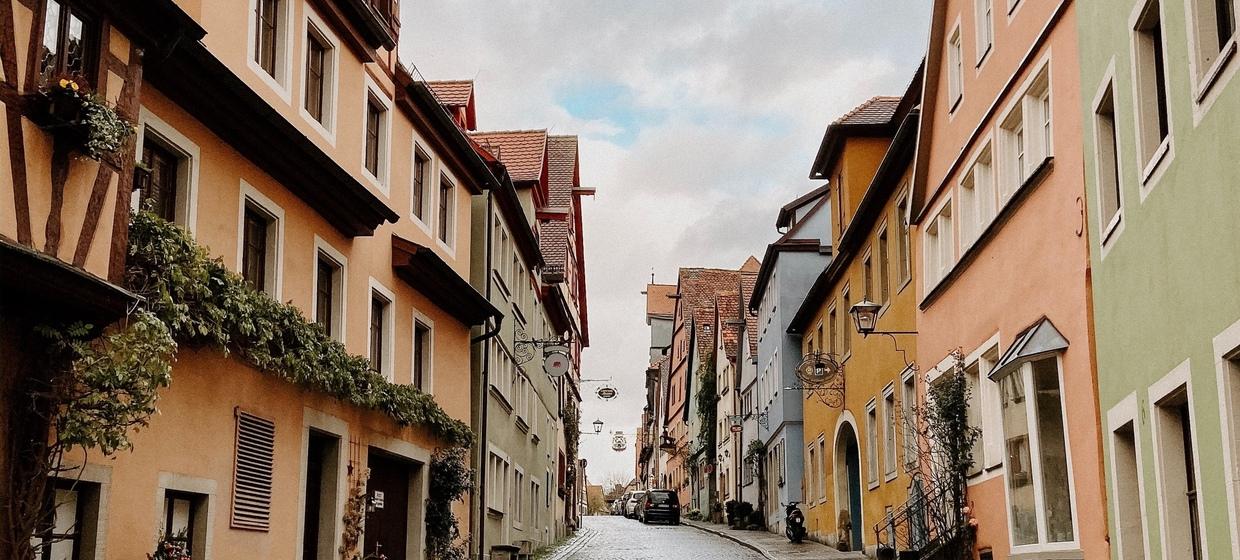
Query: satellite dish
[{"left": 544, "top": 351, "right": 570, "bottom": 378}]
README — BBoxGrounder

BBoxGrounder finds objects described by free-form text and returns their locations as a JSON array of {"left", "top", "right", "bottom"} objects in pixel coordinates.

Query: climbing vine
[
  {"left": 693, "top": 356, "right": 717, "bottom": 456},
  {"left": 125, "top": 211, "right": 475, "bottom": 448},
  {"left": 426, "top": 447, "right": 473, "bottom": 560}
]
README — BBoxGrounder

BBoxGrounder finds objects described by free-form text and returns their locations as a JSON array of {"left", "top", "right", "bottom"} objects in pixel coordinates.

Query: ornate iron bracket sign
[
  {"left": 784, "top": 350, "right": 846, "bottom": 407},
  {"left": 514, "top": 327, "right": 572, "bottom": 367},
  {"left": 726, "top": 410, "right": 770, "bottom": 430}
]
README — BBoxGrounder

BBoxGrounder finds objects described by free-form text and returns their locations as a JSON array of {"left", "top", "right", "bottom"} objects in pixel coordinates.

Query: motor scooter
[{"left": 784, "top": 502, "right": 807, "bottom": 543}]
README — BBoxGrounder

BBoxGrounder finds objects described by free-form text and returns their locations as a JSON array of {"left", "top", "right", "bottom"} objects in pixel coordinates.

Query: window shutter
[{"left": 232, "top": 410, "right": 274, "bottom": 530}]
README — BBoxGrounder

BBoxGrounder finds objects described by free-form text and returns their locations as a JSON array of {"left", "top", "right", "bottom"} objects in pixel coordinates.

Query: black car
[{"left": 637, "top": 489, "right": 680, "bottom": 524}]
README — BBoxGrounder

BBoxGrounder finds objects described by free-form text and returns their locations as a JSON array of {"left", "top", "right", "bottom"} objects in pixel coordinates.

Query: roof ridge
[
  {"left": 833, "top": 95, "right": 902, "bottom": 125},
  {"left": 470, "top": 128, "right": 548, "bottom": 135}
]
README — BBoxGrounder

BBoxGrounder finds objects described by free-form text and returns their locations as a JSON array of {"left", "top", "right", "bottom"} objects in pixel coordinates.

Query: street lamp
[
  {"left": 593, "top": 419, "right": 604, "bottom": 434},
  {"left": 848, "top": 299, "right": 916, "bottom": 337}
]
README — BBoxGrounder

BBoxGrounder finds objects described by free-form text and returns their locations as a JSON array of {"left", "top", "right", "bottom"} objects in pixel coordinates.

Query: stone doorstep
[{"left": 682, "top": 520, "right": 866, "bottom": 560}]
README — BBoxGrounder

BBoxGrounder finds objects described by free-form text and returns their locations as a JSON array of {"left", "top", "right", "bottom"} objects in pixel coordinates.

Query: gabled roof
[
  {"left": 426, "top": 80, "right": 473, "bottom": 106},
  {"left": 676, "top": 267, "right": 745, "bottom": 362},
  {"left": 750, "top": 195, "right": 831, "bottom": 312},
  {"left": 776, "top": 184, "right": 829, "bottom": 229},
  {"left": 547, "top": 135, "right": 579, "bottom": 207},
  {"left": 715, "top": 292, "right": 742, "bottom": 361},
  {"left": 740, "top": 271, "right": 759, "bottom": 358},
  {"left": 470, "top": 129, "right": 547, "bottom": 183},
  {"left": 809, "top": 96, "right": 902, "bottom": 180},
  {"left": 646, "top": 283, "right": 677, "bottom": 320},
  {"left": 989, "top": 318, "right": 1069, "bottom": 381},
  {"left": 539, "top": 219, "right": 570, "bottom": 272}
]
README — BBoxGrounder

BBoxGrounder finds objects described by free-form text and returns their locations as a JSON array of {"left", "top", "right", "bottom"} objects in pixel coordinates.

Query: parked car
[
  {"left": 625, "top": 490, "right": 646, "bottom": 518},
  {"left": 610, "top": 498, "right": 624, "bottom": 515},
  {"left": 616, "top": 492, "right": 632, "bottom": 516},
  {"left": 637, "top": 489, "right": 680, "bottom": 525}
]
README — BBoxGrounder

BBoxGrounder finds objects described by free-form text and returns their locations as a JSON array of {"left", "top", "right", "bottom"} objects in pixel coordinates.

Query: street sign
[
  {"left": 543, "top": 349, "right": 570, "bottom": 377},
  {"left": 596, "top": 386, "right": 618, "bottom": 400}
]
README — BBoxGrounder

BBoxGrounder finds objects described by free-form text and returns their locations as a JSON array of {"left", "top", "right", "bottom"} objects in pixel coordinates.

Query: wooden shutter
[{"left": 232, "top": 410, "right": 274, "bottom": 530}]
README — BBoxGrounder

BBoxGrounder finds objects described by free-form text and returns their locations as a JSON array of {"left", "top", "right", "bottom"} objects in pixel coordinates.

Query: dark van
[{"left": 637, "top": 489, "right": 680, "bottom": 525}]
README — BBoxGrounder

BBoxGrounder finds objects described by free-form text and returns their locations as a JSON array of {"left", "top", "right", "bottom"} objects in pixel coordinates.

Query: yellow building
[{"left": 785, "top": 79, "right": 920, "bottom": 554}]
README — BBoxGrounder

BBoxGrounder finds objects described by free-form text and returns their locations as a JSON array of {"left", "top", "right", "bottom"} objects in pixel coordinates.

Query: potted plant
[
  {"left": 32, "top": 78, "right": 133, "bottom": 160},
  {"left": 735, "top": 501, "right": 754, "bottom": 529},
  {"left": 725, "top": 499, "right": 739, "bottom": 527},
  {"left": 745, "top": 509, "right": 765, "bottom": 530},
  {"left": 148, "top": 531, "right": 191, "bottom": 560}
]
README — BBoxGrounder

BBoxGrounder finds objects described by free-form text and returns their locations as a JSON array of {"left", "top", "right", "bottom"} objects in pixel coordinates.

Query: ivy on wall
[
  {"left": 125, "top": 212, "right": 475, "bottom": 448},
  {"left": 694, "top": 356, "right": 717, "bottom": 457},
  {"left": 426, "top": 447, "right": 473, "bottom": 560}
]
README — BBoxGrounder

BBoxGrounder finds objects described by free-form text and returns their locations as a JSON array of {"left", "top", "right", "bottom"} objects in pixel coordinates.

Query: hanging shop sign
[
  {"left": 611, "top": 432, "right": 627, "bottom": 452},
  {"left": 596, "top": 385, "right": 618, "bottom": 400},
  {"left": 543, "top": 350, "right": 570, "bottom": 378}
]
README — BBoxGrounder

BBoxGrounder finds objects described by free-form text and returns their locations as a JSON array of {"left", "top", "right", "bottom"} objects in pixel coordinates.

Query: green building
[{"left": 1077, "top": 1, "right": 1240, "bottom": 559}]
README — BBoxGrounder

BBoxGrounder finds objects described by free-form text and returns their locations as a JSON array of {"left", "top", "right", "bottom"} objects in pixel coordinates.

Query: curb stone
[{"left": 682, "top": 520, "right": 775, "bottom": 559}]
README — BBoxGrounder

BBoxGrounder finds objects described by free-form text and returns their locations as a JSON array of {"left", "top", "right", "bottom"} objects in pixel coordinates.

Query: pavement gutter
[{"left": 681, "top": 520, "right": 777, "bottom": 560}]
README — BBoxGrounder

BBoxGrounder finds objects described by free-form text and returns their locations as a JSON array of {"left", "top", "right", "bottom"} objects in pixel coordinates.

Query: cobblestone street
[{"left": 546, "top": 516, "right": 765, "bottom": 560}]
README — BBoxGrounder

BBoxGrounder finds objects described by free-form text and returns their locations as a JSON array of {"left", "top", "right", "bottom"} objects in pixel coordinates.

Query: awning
[
  {"left": 988, "top": 318, "right": 1069, "bottom": 380},
  {"left": 391, "top": 235, "right": 501, "bottom": 327},
  {"left": 0, "top": 238, "right": 140, "bottom": 324}
]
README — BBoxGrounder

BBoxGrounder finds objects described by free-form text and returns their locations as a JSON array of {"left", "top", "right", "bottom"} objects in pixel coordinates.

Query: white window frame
[
  {"left": 959, "top": 140, "right": 996, "bottom": 248},
  {"left": 299, "top": 6, "right": 340, "bottom": 144},
  {"left": 922, "top": 196, "right": 955, "bottom": 292},
  {"left": 360, "top": 75, "right": 393, "bottom": 194},
  {"left": 1130, "top": 0, "right": 1177, "bottom": 193},
  {"left": 246, "top": 0, "right": 293, "bottom": 102},
  {"left": 411, "top": 309, "right": 434, "bottom": 393},
  {"left": 1184, "top": 0, "right": 1239, "bottom": 113},
  {"left": 312, "top": 236, "right": 347, "bottom": 343},
  {"left": 866, "top": 398, "right": 880, "bottom": 488},
  {"left": 1147, "top": 360, "right": 1208, "bottom": 560},
  {"left": 435, "top": 169, "right": 458, "bottom": 255},
  {"left": 135, "top": 107, "right": 201, "bottom": 234},
  {"left": 999, "top": 355, "right": 1081, "bottom": 555},
  {"left": 901, "top": 367, "right": 918, "bottom": 472},
  {"left": 409, "top": 140, "right": 434, "bottom": 235},
  {"left": 947, "top": 22, "right": 965, "bottom": 113},
  {"left": 1105, "top": 393, "right": 1152, "bottom": 560},
  {"left": 237, "top": 181, "right": 285, "bottom": 300},
  {"left": 1214, "top": 317, "right": 1240, "bottom": 560},
  {"left": 1091, "top": 64, "right": 1127, "bottom": 255},
  {"left": 976, "top": 0, "right": 994, "bottom": 66},
  {"left": 367, "top": 277, "right": 396, "bottom": 381},
  {"left": 882, "top": 384, "right": 898, "bottom": 481}
]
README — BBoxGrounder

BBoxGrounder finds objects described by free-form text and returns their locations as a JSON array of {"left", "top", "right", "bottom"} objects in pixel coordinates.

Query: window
[
  {"left": 878, "top": 228, "right": 890, "bottom": 304},
  {"left": 413, "top": 320, "right": 431, "bottom": 391},
  {"left": 369, "top": 290, "right": 392, "bottom": 379},
  {"left": 164, "top": 491, "right": 204, "bottom": 551},
  {"left": 1094, "top": 84, "right": 1123, "bottom": 241},
  {"left": 828, "top": 305, "right": 838, "bottom": 355},
  {"left": 412, "top": 150, "right": 429, "bottom": 221},
  {"left": 960, "top": 145, "right": 996, "bottom": 246},
  {"left": 1134, "top": 1, "right": 1171, "bottom": 168},
  {"left": 902, "top": 371, "right": 917, "bottom": 471},
  {"left": 999, "top": 357, "right": 1074, "bottom": 547},
  {"left": 1153, "top": 387, "right": 1202, "bottom": 560},
  {"left": 1188, "top": 0, "right": 1237, "bottom": 85},
  {"left": 487, "top": 453, "right": 509, "bottom": 513},
  {"left": 253, "top": 0, "right": 284, "bottom": 80},
  {"left": 302, "top": 430, "right": 340, "bottom": 560},
  {"left": 303, "top": 25, "right": 333, "bottom": 125},
  {"left": 32, "top": 479, "right": 100, "bottom": 560},
  {"left": 232, "top": 411, "right": 274, "bottom": 531},
  {"left": 242, "top": 204, "right": 278, "bottom": 295},
  {"left": 924, "top": 201, "right": 955, "bottom": 289},
  {"left": 314, "top": 252, "right": 343, "bottom": 340},
  {"left": 841, "top": 288, "right": 851, "bottom": 357},
  {"left": 866, "top": 402, "right": 880, "bottom": 485},
  {"left": 438, "top": 174, "right": 454, "bottom": 244},
  {"left": 363, "top": 95, "right": 386, "bottom": 180},
  {"left": 948, "top": 26, "right": 964, "bottom": 110},
  {"left": 883, "top": 389, "right": 897, "bottom": 477},
  {"left": 134, "top": 139, "right": 180, "bottom": 222},
  {"left": 976, "top": 0, "right": 994, "bottom": 62},
  {"left": 897, "top": 191, "right": 912, "bottom": 283},
  {"left": 963, "top": 361, "right": 984, "bottom": 477},
  {"left": 514, "top": 469, "right": 525, "bottom": 526},
  {"left": 1000, "top": 105, "right": 1027, "bottom": 199},
  {"left": 862, "top": 252, "right": 874, "bottom": 303},
  {"left": 1111, "top": 421, "right": 1146, "bottom": 560},
  {"left": 38, "top": 0, "right": 97, "bottom": 86}
]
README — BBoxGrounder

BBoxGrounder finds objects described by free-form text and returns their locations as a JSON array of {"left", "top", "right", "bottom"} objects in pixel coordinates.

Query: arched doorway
[{"left": 834, "top": 422, "right": 863, "bottom": 551}]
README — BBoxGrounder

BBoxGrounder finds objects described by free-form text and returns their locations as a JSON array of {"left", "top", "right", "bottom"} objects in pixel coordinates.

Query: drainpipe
[{"left": 473, "top": 191, "right": 497, "bottom": 560}]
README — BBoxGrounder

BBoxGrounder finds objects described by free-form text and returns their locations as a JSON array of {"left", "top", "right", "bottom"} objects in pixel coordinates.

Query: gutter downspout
[{"left": 473, "top": 192, "right": 497, "bottom": 560}]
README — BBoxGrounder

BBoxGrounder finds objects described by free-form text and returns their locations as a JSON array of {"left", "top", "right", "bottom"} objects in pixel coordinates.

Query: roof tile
[
  {"left": 426, "top": 80, "right": 473, "bottom": 107},
  {"left": 834, "top": 96, "right": 901, "bottom": 126},
  {"left": 470, "top": 129, "right": 547, "bottom": 183},
  {"left": 547, "top": 135, "right": 579, "bottom": 208}
]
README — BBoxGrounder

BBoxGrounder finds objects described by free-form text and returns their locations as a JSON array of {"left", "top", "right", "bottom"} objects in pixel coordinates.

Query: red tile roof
[
  {"left": 539, "top": 219, "right": 570, "bottom": 271},
  {"left": 646, "top": 283, "right": 677, "bottom": 319},
  {"left": 426, "top": 80, "right": 473, "bottom": 107},
  {"left": 716, "top": 292, "right": 742, "bottom": 360},
  {"left": 741, "top": 271, "right": 758, "bottom": 358},
  {"left": 547, "top": 135, "right": 579, "bottom": 208},
  {"left": 676, "top": 267, "right": 743, "bottom": 359},
  {"left": 470, "top": 129, "right": 547, "bottom": 183},
  {"left": 835, "top": 96, "right": 902, "bottom": 126}
]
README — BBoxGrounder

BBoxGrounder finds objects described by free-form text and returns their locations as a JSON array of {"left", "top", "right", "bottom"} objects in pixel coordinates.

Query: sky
[{"left": 402, "top": 1, "right": 932, "bottom": 485}]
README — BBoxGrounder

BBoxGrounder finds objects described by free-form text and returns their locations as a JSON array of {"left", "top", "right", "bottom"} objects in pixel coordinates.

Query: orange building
[
  {"left": 786, "top": 87, "right": 921, "bottom": 553},
  {"left": 2, "top": 1, "right": 507, "bottom": 559},
  {"left": 912, "top": 1, "right": 1106, "bottom": 558}
]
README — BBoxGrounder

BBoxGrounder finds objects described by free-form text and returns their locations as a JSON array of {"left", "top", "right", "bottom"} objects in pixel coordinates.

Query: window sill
[
  {"left": 486, "top": 507, "right": 505, "bottom": 519},
  {"left": 1194, "top": 37, "right": 1237, "bottom": 104},
  {"left": 976, "top": 46, "right": 992, "bottom": 70},
  {"left": 1008, "top": 547, "right": 1083, "bottom": 560},
  {"left": 489, "top": 385, "right": 513, "bottom": 413},
  {"left": 920, "top": 156, "right": 1054, "bottom": 310},
  {"left": 867, "top": 479, "right": 880, "bottom": 491},
  {"left": 883, "top": 470, "right": 898, "bottom": 483},
  {"left": 516, "top": 417, "right": 530, "bottom": 434},
  {"left": 1138, "top": 137, "right": 1173, "bottom": 197}
]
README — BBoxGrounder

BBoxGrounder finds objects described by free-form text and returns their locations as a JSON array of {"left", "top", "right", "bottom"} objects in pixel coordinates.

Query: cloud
[{"left": 401, "top": 1, "right": 931, "bottom": 482}]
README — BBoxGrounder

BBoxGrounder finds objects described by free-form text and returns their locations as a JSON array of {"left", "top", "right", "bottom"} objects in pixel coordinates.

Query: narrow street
[{"left": 546, "top": 516, "right": 765, "bottom": 560}]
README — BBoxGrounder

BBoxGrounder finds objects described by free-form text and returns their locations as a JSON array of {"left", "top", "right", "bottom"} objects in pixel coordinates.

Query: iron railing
[{"left": 874, "top": 475, "right": 968, "bottom": 558}]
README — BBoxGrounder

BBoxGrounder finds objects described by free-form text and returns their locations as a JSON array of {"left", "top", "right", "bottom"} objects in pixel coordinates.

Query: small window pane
[
  {"left": 1001, "top": 372, "right": 1038, "bottom": 546},
  {"left": 1031, "top": 358, "right": 1074, "bottom": 542}
]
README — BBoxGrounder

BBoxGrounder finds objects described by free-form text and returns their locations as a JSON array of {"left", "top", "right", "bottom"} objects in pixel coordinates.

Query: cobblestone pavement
[{"left": 545, "top": 515, "right": 766, "bottom": 560}]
